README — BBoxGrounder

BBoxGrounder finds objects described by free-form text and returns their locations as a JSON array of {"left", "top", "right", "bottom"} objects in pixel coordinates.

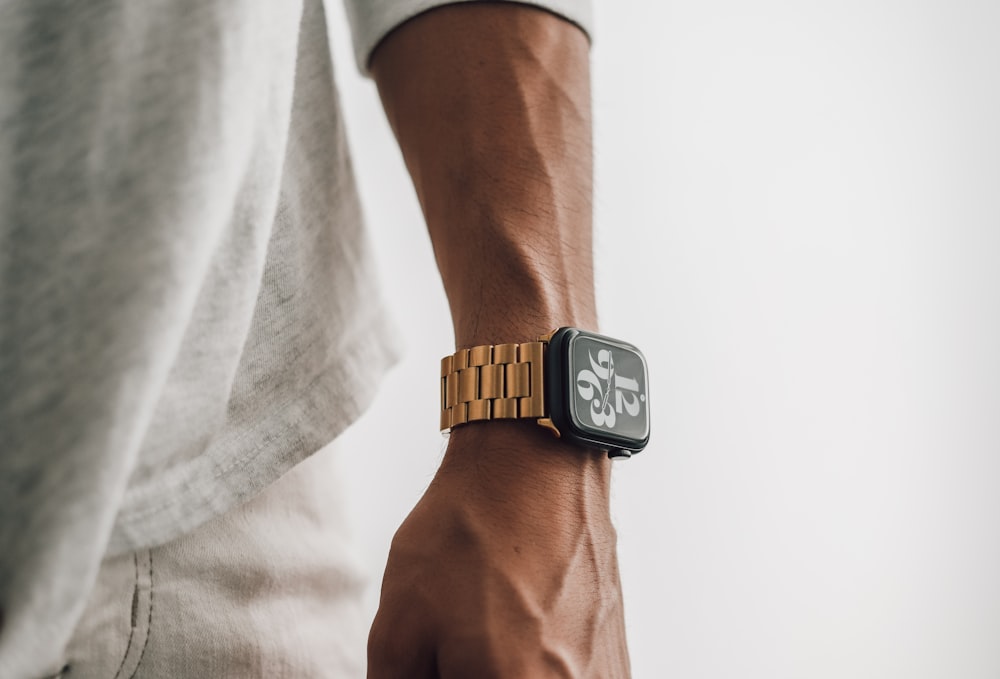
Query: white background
[{"left": 328, "top": 1, "right": 1000, "bottom": 677}]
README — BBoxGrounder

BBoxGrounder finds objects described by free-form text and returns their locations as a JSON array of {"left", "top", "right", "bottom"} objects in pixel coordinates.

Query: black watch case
[{"left": 545, "top": 328, "right": 650, "bottom": 458}]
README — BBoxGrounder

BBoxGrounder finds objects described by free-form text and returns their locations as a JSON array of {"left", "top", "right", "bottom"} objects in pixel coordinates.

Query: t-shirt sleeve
[{"left": 342, "top": 0, "right": 594, "bottom": 75}]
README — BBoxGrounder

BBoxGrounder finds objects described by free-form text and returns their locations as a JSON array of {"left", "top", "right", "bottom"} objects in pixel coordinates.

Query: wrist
[
  {"left": 446, "top": 252, "right": 598, "bottom": 350},
  {"left": 453, "top": 311, "right": 597, "bottom": 352},
  {"left": 439, "top": 419, "right": 613, "bottom": 505}
]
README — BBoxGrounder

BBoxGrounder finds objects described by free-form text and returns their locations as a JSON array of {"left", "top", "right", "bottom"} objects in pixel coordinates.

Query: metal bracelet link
[{"left": 439, "top": 341, "right": 545, "bottom": 431}]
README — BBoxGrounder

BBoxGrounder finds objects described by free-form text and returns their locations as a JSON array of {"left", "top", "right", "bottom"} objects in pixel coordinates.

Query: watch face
[{"left": 567, "top": 332, "right": 649, "bottom": 447}]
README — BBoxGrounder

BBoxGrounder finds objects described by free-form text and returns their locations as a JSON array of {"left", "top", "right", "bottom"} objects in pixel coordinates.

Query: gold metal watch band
[{"left": 439, "top": 340, "right": 546, "bottom": 432}]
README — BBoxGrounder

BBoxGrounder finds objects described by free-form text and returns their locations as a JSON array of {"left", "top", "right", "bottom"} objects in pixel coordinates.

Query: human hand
[{"left": 367, "top": 422, "right": 630, "bottom": 678}]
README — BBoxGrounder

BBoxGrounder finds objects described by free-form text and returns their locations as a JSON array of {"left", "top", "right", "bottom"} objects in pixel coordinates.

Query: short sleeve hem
[{"left": 343, "top": 0, "right": 594, "bottom": 76}]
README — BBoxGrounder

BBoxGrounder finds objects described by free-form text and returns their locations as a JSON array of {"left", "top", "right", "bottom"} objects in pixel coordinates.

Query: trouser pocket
[{"left": 58, "top": 549, "right": 152, "bottom": 679}]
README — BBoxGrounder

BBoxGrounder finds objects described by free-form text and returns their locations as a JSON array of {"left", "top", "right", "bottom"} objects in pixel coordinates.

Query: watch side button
[{"left": 608, "top": 449, "right": 632, "bottom": 460}]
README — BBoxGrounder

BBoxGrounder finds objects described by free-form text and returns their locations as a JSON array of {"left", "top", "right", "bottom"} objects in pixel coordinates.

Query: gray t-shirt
[{"left": 0, "top": 0, "right": 591, "bottom": 675}]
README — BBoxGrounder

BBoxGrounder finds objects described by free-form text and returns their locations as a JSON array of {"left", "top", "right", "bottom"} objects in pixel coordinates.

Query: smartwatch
[{"left": 439, "top": 327, "right": 650, "bottom": 458}]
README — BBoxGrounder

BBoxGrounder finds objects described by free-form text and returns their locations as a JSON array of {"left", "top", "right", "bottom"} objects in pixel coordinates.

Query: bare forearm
[
  {"left": 371, "top": 3, "right": 597, "bottom": 349},
  {"left": 367, "top": 8, "right": 630, "bottom": 676}
]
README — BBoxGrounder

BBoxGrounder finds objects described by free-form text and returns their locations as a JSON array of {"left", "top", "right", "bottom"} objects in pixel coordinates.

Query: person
[{"left": 0, "top": 0, "right": 629, "bottom": 676}]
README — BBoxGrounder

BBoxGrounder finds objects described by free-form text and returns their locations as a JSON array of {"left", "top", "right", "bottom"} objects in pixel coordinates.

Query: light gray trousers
[{"left": 52, "top": 443, "right": 368, "bottom": 678}]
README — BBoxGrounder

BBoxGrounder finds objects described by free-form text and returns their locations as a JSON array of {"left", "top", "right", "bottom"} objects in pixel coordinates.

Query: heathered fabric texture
[{"left": 0, "top": 0, "right": 591, "bottom": 675}]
